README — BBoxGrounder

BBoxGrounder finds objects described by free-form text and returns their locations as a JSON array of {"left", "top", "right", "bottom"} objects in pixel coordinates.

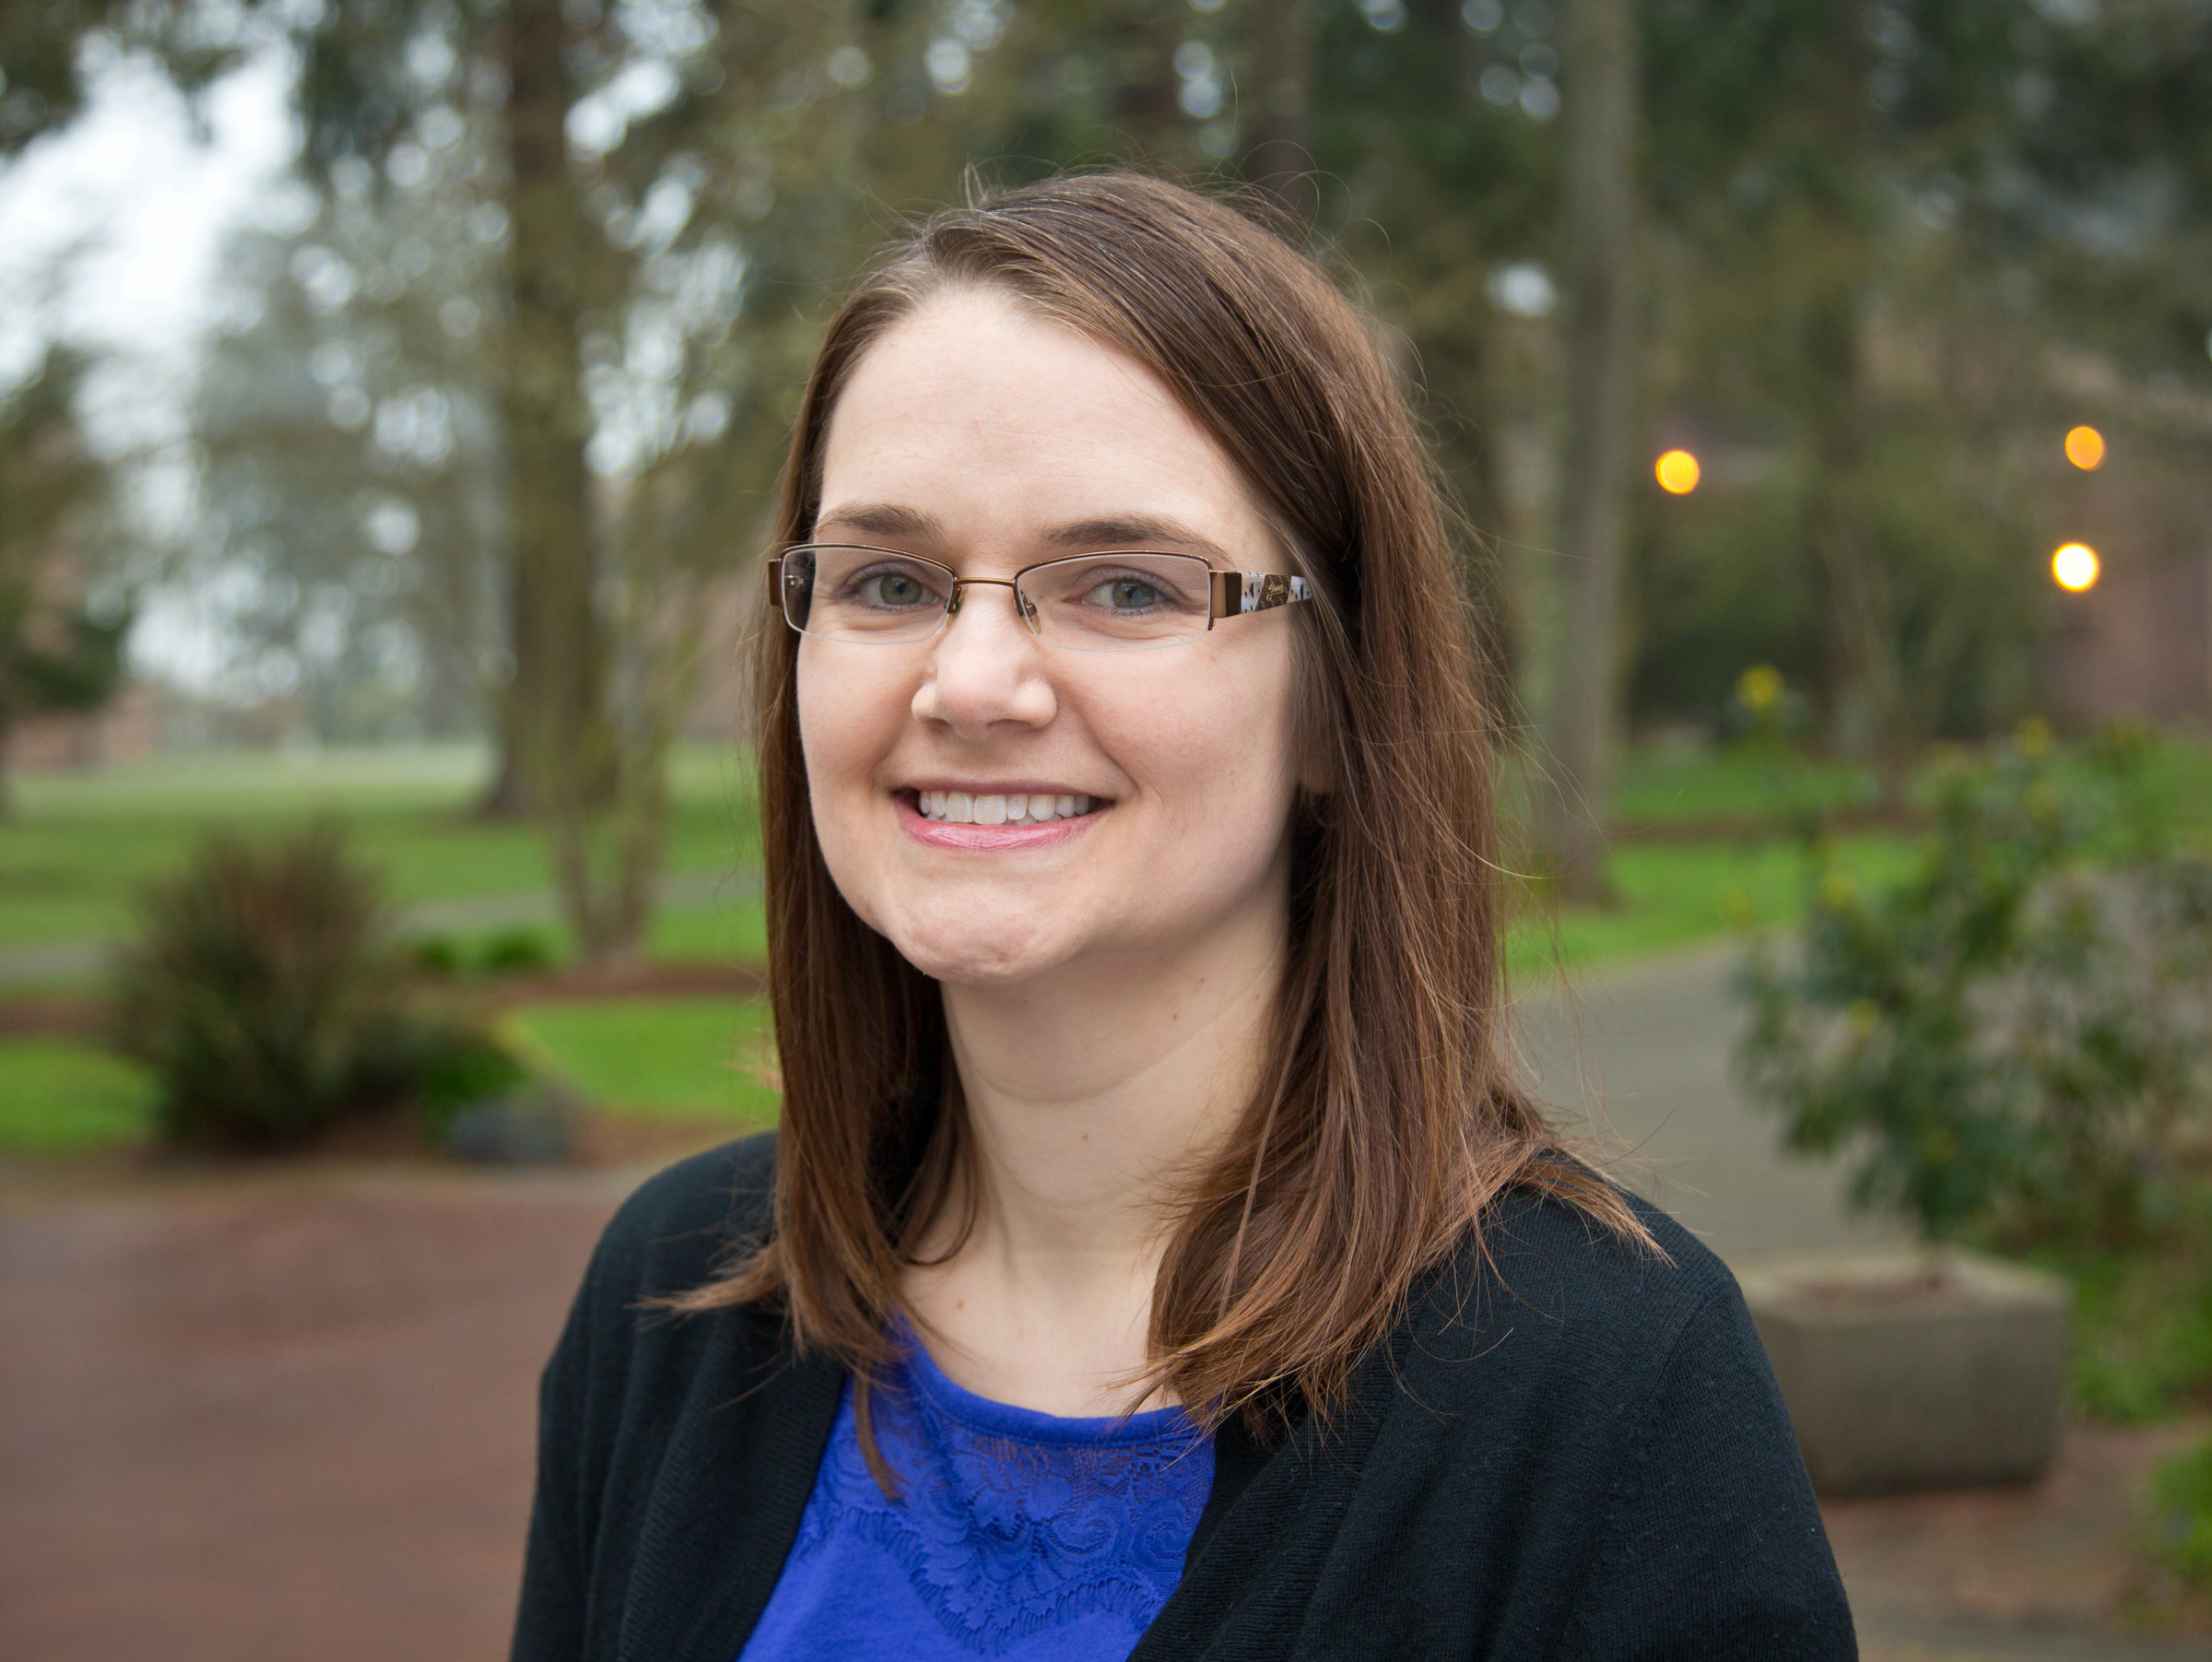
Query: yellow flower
[{"left": 1736, "top": 664, "right": 1784, "bottom": 714}]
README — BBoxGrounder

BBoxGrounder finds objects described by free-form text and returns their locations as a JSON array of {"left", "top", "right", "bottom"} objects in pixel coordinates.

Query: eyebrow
[
  {"left": 814, "top": 501, "right": 945, "bottom": 542},
  {"left": 812, "top": 502, "right": 1234, "bottom": 565}
]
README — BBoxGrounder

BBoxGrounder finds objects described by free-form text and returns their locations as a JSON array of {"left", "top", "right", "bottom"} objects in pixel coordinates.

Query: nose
[{"left": 912, "top": 579, "right": 1057, "bottom": 735}]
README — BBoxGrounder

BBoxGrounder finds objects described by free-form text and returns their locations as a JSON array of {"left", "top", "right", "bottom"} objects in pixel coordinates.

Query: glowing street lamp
[
  {"left": 1654, "top": 449, "right": 1700, "bottom": 494},
  {"left": 2052, "top": 543, "right": 2100, "bottom": 592},
  {"left": 2063, "top": 426, "right": 2105, "bottom": 470}
]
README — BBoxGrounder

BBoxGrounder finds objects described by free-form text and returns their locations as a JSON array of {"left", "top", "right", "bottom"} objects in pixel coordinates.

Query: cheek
[
  {"left": 794, "top": 646, "right": 911, "bottom": 886},
  {"left": 797, "top": 644, "right": 903, "bottom": 783},
  {"left": 1100, "top": 634, "right": 1302, "bottom": 854}
]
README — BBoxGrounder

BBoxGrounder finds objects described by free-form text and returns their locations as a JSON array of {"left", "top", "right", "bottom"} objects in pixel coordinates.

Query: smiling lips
[{"left": 915, "top": 790, "right": 1099, "bottom": 826}]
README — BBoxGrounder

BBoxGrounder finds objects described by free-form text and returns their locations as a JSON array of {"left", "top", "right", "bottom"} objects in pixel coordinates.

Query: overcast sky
[{"left": 0, "top": 38, "right": 303, "bottom": 687}]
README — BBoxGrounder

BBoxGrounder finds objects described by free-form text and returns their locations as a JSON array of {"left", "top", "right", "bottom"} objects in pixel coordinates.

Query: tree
[
  {"left": 0, "top": 353, "right": 128, "bottom": 813},
  {"left": 1537, "top": 0, "right": 1640, "bottom": 902},
  {"left": 280, "top": 0, "right": 868, "bottom": 959}
]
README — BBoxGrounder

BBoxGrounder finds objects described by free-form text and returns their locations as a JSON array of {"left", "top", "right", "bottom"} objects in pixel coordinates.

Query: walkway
[
  {"left": 1, "top": 941, "right": 2205, "bottom": 1659},
  {"left": 1516, "top": 942, "right": 2209, "bottom": 1658},
  {"left": 1514, "top": 939, "right": 1909, "bottom": 1265}
]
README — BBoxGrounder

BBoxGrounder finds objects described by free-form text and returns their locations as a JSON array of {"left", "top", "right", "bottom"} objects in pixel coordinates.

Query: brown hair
[{"left": 670, "top": 171, "right": 1646, "bottom": 1434}]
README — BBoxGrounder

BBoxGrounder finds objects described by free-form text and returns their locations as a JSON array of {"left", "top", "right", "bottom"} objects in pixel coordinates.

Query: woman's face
[{"left": 797, "top": 287, "right": 1306, "bottom": 988}]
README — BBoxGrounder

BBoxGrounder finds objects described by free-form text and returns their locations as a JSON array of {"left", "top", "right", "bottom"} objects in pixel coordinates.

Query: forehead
[{"left": 818, "top": 289, "right": 1265, "bottom": 550}]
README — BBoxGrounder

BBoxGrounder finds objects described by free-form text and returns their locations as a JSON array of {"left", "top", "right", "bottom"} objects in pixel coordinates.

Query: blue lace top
[{"left": 736, "top": 1331, "right": 1214, "bottom": 1660}]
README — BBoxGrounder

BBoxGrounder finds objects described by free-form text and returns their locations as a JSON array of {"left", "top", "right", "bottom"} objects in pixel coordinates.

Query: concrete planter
[{"left": 1737, "top": 1249, "right": 2070, "bottom": 1497}]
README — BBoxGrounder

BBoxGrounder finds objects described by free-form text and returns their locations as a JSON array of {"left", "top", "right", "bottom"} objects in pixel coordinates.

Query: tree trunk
[
  {"left": 492, "top": 0, "right": 635, "bottom": 951},
  {"left": 500, "top": 0, "right": 599, "bottom": 784},
  {"left": 1538, "top": 0, "right": 1641, "bottom": 904},
  {"left": 1244, "top": 0, "right": 1319, "bottom": 225}
]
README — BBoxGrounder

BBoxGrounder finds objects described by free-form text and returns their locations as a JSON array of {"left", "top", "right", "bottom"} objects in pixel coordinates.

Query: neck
[{"left": 905, "top": 893, "right": 1285, "bottom": 1414}]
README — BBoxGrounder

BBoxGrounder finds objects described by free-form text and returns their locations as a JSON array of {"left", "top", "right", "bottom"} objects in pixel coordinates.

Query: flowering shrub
[{"left": 1736, "top": 727, "right": 2212, "bottom": 1250}]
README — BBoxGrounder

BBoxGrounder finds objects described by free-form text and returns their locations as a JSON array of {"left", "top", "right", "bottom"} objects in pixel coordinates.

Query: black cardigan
[{"left": 512, "top": 1135, "right": 1855, "bottom": 1660}]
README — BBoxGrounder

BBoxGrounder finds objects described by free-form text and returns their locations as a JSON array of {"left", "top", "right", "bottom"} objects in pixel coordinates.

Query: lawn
[
  {"left": 6, "top": 732, "right": 2203, "bottom": 1158},
  {"left": 0, "top": 1037, "right": 161, "bottom": 1154},
  {"left": 1503, "top": 832, "right": 1914, "bottom": 984},
  {"left": 502, "top": 996, "right": 781, "bottom": 1124},
  {"left": 0, "top": 741, "right": 760, "bottom": 953}
]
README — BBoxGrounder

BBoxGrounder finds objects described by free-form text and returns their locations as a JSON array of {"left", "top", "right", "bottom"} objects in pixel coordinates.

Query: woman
[{"left": 512, "top": 173, "right": 1853, "bottom": 1661}]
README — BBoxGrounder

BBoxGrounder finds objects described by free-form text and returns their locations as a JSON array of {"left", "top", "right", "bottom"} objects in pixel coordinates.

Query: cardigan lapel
[
  {"left": 1132, "top": 1307, "right": 1418, "bottom": 1659},
  {"left": 616, "top": 1308, "right": 846, "bottom": 1662}
]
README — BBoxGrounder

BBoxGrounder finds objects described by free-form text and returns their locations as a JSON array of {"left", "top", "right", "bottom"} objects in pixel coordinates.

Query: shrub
[
  {"left": 1736, "top": 726, "right": 2212, "bottom": 1251},
  {"left": 2152, "top": 1437, "right": 2212, "bottom": 1589},
  {"left": 478, "top": 926, "right": 559, "bottom": 975},
  {"left": 110, "top": 822, "right": 500, "bottom": 1148},
  {"left": 412, "top": 1024, "right": 531, "bottom": 1142}
]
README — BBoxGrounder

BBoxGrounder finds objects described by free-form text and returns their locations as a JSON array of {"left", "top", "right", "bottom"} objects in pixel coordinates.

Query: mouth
[
  {"left": 895, "top": 787, "right": 1108, "bottom": 850},
  {"left": 909, "top": 788, "right": 1101, "bottom": 826}
]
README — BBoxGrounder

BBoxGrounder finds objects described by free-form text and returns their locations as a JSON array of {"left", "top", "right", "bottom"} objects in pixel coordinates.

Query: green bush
[
  {"left": 1736, "top": 726, "right": 2212, "bottom": 1250},
  {"left": 478, "top": 926, "right": 559, "bottom": 975},
  {"left": 412, "top": 1026, "right": 530, "bottom": 1142},
  {"left": 109, "top": 822, "right": 503, "bottom": 1148},
  {"left": 2151, "top": 1436, "right": 2212, "bottom": 1588},
  {"left": 408, "top": 926, "right": 559, "bottom": 981}
]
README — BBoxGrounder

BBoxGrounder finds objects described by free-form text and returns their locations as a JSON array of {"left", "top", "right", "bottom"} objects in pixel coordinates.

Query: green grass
[
  {"left": 1506, "top": 832, "right": 1916, "bottom": 985},
  {"left": 1607, "top": 747, "right": 1879, "bottom": 829},
  {"left": 0, "top": 1037, "right": 159, "bottom": 1154},
  {"left": 648, "top": 895, "right": 769, "bottom": 961},
  {"left": 502, "top": 996, "right": 781, "bottom": 1123},
  {"left": 6, "top": 732, "right": 2204, "bottom": 991},
  {"left": 0, "top": 741, "right": 759, "bottom": 952}
]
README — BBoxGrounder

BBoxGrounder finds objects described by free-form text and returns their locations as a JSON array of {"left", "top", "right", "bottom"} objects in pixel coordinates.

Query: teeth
[{"left": 917, "top": 791, "right": 1101, "bottom": 824}]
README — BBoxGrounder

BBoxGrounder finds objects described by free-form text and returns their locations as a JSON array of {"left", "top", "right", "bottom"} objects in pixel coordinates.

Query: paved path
[
  {"left": 2, "top": 942, "right": 2205, "bottom": 1660},
  {"left": 0, "top": 1164, "right": 641, "bottom": 1662},
  {"left": 1514, "top": 940, "right": 1910, "bottom": 1267},
  {"left": 1515, "top": 944, "right": 2209, "bottom": 1659}
]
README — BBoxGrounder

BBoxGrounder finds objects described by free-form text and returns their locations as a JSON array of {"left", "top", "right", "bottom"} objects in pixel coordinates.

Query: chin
[{"left": 874, "top": 899, "right": 1082, "bottom": 987}]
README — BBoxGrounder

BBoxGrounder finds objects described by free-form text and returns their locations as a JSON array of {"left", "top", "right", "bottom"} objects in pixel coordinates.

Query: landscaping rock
[
  {"left": 1738, "top": 1248, "right": 2070, "bottom": 1496},
  {"left": 441, "top": 1084, "right": 581, "bottom": 1164}
]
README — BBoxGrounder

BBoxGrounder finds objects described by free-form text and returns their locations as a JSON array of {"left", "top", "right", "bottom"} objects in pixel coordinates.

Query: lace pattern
[{"left": 782, "top": 1341, "right": 1214, "bottom": 1656}]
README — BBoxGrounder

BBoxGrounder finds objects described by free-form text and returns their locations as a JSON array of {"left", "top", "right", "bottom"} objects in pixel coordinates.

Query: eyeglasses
[{"left": 771, "top": 543, "right": 1312, "bottom": 653}]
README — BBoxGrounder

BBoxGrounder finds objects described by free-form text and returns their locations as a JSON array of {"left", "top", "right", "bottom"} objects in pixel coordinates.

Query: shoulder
[
  {"left": 1394, "top": 1179, "right": 1761, "bottom": 1417},
  {"left": 582, "top": 1130, "right": 780, "bottom": 1307},
  {"left": 1371, "top": 1185, "right": 1847, "bottom": 1643}
]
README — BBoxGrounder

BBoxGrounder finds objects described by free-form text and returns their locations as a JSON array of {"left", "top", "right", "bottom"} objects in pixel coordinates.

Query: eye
[
  {"left": 870, "top": 572, "right": 925, "bottom": 607},
  {"left": 1088, "top": 576, "right": 1163, "bottom": 610},
  {"left": 844, "top": 562, "right": 941, "bottom": 609}
]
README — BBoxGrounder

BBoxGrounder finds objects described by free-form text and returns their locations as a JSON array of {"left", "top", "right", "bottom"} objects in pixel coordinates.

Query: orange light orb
[
  {"left": 1654, "top": 449, "right": 1701, "bottom": 494},
  {"left": 2053, "top": 543, "right": 2100, "bottom": 592},
  {"left": 2064, "top": 426, "right": 2106, "bottom": 470}
]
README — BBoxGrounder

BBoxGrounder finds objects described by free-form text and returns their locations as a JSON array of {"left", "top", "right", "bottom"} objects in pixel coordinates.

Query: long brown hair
[{"left": 671, "top": 171, "right": 1646, "bottom": 1433}]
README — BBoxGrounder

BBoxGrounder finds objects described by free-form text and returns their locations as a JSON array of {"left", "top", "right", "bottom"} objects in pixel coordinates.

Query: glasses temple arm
[{"left": 1209, "top": 570, "right": 1313, "bottom": 620}]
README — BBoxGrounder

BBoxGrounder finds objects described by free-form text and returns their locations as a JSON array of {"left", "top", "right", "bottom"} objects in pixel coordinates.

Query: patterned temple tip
[{"left": 1213, "top": 571, "right": 1313, "bottom": 618}]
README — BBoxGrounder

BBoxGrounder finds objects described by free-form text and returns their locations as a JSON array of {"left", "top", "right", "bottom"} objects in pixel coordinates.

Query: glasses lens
[
  {"left": 782, "top": 546, "right": 951, "bottom": 642},
  {"left": 1018, "top": 553, "right": 1212, "bottom": 649}
]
